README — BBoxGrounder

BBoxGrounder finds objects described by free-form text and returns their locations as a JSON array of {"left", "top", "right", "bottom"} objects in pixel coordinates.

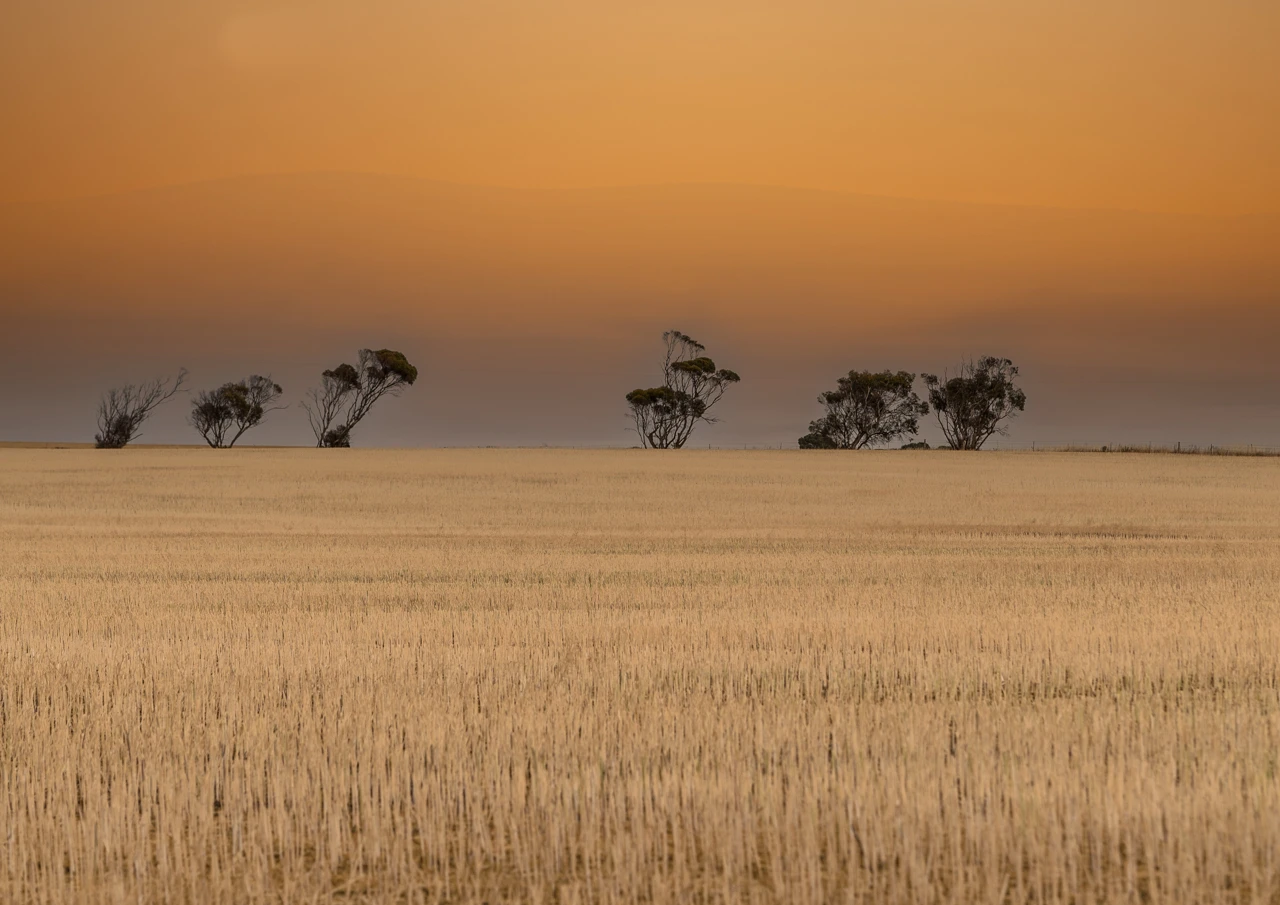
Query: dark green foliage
[
  {"left": 323, "top": 363, "right": 361, "bottom": 390},
  {"left": 95, "top": 414, "right": 134, "bottom": 450},
  {"left": 322, "top": 425, "right": 352, "bottom": 448},
  {"left": 626, "top": 331, "right": 741, "bottom": 449},
  {"left": 799, "top": 370, "right": 928, "bottom": 450},
  {"left": 798, "top": 430, "right": 838, "bottom": 449},
  {"left": 901, "top": 440, "right": 931, "bottom": 450},
  {"left": 189, "top": 375, "right": 284, "bottom": 448},
  {"left": 671, "top": 357, "right": 716, "bottom": 376},
  {"left": 625, "top": 387, "right": 681, "bottom": 409},
  {"left": 302, "top": 348, "right": 419, "bottom": 447},
  {"left": 94, "top": 369, "right": 187, "bottom": 449},
  {"left": 922, "top": 357, "right": 1026, "bottom": 450},
  {"left": 368, "top": 349, "right": 418, "bottom": 386}
]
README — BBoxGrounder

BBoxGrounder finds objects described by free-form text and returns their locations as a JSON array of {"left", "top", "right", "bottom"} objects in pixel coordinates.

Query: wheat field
[{"left": 1, "top": 448, "right": 1278, "bottom": 904}]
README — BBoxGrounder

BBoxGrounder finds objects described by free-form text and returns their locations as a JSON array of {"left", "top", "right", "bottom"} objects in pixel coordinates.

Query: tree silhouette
[
  {"left": 798, "top": 370, "right": 927, "bottom": 449},
  {"left": 626, "top": 331, "right": 740, "bottom": 449},
  {"left": 301, "top": 349, "right": 418, "bottom": 447},
  {"left": 189, "top": 376, "right": 284, "bottom": 448},
  {"left": 922, "top": 357, "right": 1026, "bottom": 450},
  {"left": 94, "top": 369, "right": 188, "bottom": 449}
]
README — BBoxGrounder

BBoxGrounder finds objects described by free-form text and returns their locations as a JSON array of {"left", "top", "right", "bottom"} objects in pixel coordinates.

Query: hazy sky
[
  {"left": 1, "top": 2, "right": 1278, "bottom": 447},
  {"left": 4, "top": 0, "right": 1279, "bottom": 212}
]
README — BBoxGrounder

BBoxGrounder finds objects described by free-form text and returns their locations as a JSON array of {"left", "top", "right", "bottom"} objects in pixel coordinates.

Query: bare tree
[
  {"left": 922, "top": 357, "right": 1026, "bottom": 450},
  {"left": 799, "top": 370, "right": 928, "bottom": 449},
  {"left": 300, "top": 349, "right": 418, "bottom": 447},
  {"left": 626, "top": 331, "right": 741, "bottom": 449},
  {"left": 94, "top": 369, "right": 188, "bottom": 449},
  {"left": 189, "top": 376, "right": 285, "bottom": 448}
]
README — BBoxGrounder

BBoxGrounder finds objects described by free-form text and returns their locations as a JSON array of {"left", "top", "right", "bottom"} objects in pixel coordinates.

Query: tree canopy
[
  {"left": 798, "top": 370, "right": 927, "bottom": 449},
  {"left": 94, "top": 369, "right": 188, "bottom": 449},
  {"left": 922, "top": 357, "right": 1026, "bottom": 450},
  {"left": 189, "top": 375, "right": 284, "bottom": 448},
  {"left": 626, "top": 331, "right": 740, "bottom": 448},
  {"left": 301, "top": 348, "right": 419, "bottom": 447}
]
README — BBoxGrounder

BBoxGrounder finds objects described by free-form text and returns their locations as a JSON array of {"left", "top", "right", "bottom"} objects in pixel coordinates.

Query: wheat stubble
[{"left": 2, "top": 448, "right": 1278, "bottom": 903}]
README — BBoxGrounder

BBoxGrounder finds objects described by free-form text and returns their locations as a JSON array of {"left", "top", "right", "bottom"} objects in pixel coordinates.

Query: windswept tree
[
  {"left": 301, "top": 349, "right": 418, "bottom": 447},
  {"left": 189, "top": 376, "right": 284, "bottom": 448},
  {"left": 798, "top": 370, "right": 928, "bottom": 449},
  {"left": 626, "top": 330, "right": 740, "bottom": 449},
  {"left": 922, "top": 356, "right": 1026, "bottom": 450},
  {"left": 94, "top": 369, "right": 188, "bottom": 449}
]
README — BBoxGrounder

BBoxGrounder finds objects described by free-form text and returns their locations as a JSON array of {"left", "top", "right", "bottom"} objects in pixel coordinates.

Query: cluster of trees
[
  {"left": 623, "top": 333, "right": 1025, "bottom": 451},
  {"left": 94, "top": 348, "right": 419, "bottom": 449},
  {"left": 91, "top": 332, "right": 1025, "bottom": 451},
  {"left": 798, "top": 357, "right": 1026, "bottom": 451}
]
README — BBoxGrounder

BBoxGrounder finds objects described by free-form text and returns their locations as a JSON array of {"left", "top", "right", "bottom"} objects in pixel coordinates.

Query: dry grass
[{"left": 2, "top": 448, "right": 1279, "bottom": 904}]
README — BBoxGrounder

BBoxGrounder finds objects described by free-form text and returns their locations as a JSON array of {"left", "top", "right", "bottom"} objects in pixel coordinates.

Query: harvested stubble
[{"left": 1, "top": 448, "right": 1279, "bottom": 904}]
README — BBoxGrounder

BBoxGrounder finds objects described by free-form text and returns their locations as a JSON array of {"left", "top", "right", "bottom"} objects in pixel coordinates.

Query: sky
[{"left": 1, "top": 1, "right": 1278, "bottom": 446}]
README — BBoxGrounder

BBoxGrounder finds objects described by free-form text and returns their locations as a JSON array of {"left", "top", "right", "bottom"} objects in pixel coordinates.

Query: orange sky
[
  {"left": 3, "top": 0, "right": 1279, "bottom": 212},
  {"left": 2, "top": 2, "right": 1279, "bottom": 446}
]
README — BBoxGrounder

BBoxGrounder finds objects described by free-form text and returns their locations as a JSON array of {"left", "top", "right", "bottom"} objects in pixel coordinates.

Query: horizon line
[{"left": 3, "top": 441, "right": 1277, "bottom": 456}]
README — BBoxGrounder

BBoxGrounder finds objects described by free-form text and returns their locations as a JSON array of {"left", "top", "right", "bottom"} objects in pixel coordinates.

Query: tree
[
  {"left": 626, "top": 331, "right": 740, "bottom": 449},
  {"left": 301, "top": 349, "right": 418, "bottom": 447},
  {"left": 798, "top": 370, "right": 928, "bottom": 449},
  {"left": 94, "top": 369, "right": 188, "bottom": 449},
  {"left": 189, "top": 376, "right": 284, "bottom": 448},
  {"left": 922, "top": 357, "right": 1026, "bottom": 450},
  {"left": 301, "top": 363, "right": 360, "bottom": 448}
]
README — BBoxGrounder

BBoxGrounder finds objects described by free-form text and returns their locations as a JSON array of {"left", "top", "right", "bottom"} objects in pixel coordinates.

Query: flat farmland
[{"left": 2, "top": 448, "right": 1279, "bottom": 904}]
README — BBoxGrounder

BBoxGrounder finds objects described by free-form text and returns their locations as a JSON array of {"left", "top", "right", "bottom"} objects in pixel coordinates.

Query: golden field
[{"left": 2, "top": 448, "right": 1279, "bottom": 904}]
